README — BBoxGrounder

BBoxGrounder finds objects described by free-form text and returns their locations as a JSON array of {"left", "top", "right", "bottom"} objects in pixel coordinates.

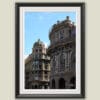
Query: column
[
  {"left": 42, "top": 85, "right": 44, "bottom": 89},
  {"left": 66, "top": 52, "right": 68, "bottom": 70},
  {"left": 68, "top": 51, "right": 69, "bottom": 70},
  {"left": 69, "top": 51, "right": 72, "bottom": 71},
  {"left": 55, "top": 55, "right": 58, "bottom": 73},
  {"left": 65, "top": 52, "right": 67, "bottom": 68},
  {"left": 58, "top": 54, "right": 60, "bottom": 72}
]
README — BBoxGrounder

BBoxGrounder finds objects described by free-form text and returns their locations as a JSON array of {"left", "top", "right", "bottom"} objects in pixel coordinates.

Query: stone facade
[
  {"left": 25, "top": 54, "right": 33, "bottom": 89},
  {"left": 25, "top": 39, "right": 50, "bottom": 89},
  {"left": 47, "top": 16, "right": 76, "bottom": 89}
]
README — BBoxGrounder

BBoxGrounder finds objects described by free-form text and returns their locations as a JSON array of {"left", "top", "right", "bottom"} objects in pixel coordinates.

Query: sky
[{"left": 24, "top": 12, "right": 76, "bottom": 58}]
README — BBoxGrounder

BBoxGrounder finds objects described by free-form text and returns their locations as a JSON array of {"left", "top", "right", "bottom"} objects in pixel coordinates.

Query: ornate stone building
[
  {"left": 47, "top": 16, "right": 76, "bottom": 89},
  {"left": 25, "top": 53, "right": 33, "bottom": 89},
  {"left": 25, "top": 39, "right": 50, "bottom": 89}
]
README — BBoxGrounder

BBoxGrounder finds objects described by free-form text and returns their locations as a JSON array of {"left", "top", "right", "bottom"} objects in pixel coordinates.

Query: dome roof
[{"left": 33, "top": 39, "right": 44, "bottom": 47}]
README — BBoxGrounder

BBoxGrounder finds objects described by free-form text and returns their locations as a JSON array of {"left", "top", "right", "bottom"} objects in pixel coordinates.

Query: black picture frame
[{"left": 15, "top": 2, "right": 85, "bottom": 98}]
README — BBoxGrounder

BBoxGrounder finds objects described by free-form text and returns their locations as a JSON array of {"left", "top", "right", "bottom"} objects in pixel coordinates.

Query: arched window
[
  {"left": 60, "top": 31, "right": 64, "bottom": 40},
  {"left": 59, "top": 78, "right": 65, "bottom": 89},
  {"left": 52, "top": 56, "right": 56, "bottom": 72},
  {"left": 71, "top": 50, "right": 75, "bottom": 69},
  {"left": 52, "top": 79, "right": 55, "bottom": 89},
  {"left": 34, "top": 85, "right": 38, "bottom": 89},
  {"left": 60, "top": 53, "right": 65, "bottom": 70},
  {"left": 53, "top": 56, "right": 56, "bottom": 66},
  {"left": 71, "top": 26, "right": 76, "bottom": 37},
  {"left": 70, "top": 76, "right": 76, "bottom": 89}
]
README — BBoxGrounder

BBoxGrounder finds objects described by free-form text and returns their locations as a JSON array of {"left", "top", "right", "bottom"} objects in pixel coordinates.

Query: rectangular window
[
  {"left": 60, "top": 32, "right": 64, "bottom": 39},
  {"left": 45, "top": 72, "right": 48, "bottom": 74},
  {"left": 39, "top": 49, "right": 42, "bottom": 52},
  {"left": 36, "top": 49, "right": 38, "bottom": 52}
]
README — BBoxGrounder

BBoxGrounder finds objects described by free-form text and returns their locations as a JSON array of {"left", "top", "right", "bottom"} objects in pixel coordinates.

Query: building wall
[
  {"left": 25, "top": 39, "right": 50, "bottom": 89},
  {"left": 25, "top": 55, "right": 33, "bottom": 89},
  {"left": 48, "top": 16, "right": 76, "bottom": 89}
]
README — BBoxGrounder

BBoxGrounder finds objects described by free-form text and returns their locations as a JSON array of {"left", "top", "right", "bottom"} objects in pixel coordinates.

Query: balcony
[
  {"left": 33, "top": 55, "right": 50, "bottom": 60},
  {"left": 43, "top": 75, "right": 50, "bottom": 82},
  {"left": 33, "top": 76, "right": 49, "bottom": 82},
  {"left": 40, "top": 55, "right": 50, "bottom": 60},
  {"left": 43, "top": 65, "right": 50, "bottom": 71}
]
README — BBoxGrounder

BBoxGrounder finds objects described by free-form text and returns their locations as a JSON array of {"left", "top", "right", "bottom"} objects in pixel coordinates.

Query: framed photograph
[{"left": 15, "top": 3, "right": 85, "bottom": 98}]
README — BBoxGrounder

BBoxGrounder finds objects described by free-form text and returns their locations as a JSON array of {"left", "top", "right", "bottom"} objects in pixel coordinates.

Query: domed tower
[
  {"left": 31, "top": 39, "right": 50, "bottom": 89},
  {"left": 47, "top": 16, "right": 76, "bottom": 89},
  {"left": 32, "top": 39, "right": 46, "bottom": 55}
]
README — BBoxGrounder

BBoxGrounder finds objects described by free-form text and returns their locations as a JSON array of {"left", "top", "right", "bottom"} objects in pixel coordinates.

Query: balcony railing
[
  {"left": 33, "top": 76, "right": 50, "bottom": 82},
  {"left": 33, "top": 55, "right": 50, "bottom": 60}
]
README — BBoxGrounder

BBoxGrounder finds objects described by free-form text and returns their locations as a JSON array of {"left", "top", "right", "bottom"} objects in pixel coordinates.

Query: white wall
[{"left": 0, "top": 0, "right": 100, "bottom": 100}]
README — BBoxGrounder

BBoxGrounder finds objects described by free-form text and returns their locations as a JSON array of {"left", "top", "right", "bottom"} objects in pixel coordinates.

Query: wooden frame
[{"left": 15, "top": 2, "right": 85, "bottom": 98}]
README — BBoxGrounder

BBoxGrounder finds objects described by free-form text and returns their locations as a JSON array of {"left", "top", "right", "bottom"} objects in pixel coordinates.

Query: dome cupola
[{"left": 33, "top": 39, "right": 45, "bottom": 47}]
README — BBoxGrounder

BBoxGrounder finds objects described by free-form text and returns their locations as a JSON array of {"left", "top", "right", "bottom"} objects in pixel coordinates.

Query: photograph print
[{"left": 15, "top": 3, "right": 85, "bottom": 98}]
